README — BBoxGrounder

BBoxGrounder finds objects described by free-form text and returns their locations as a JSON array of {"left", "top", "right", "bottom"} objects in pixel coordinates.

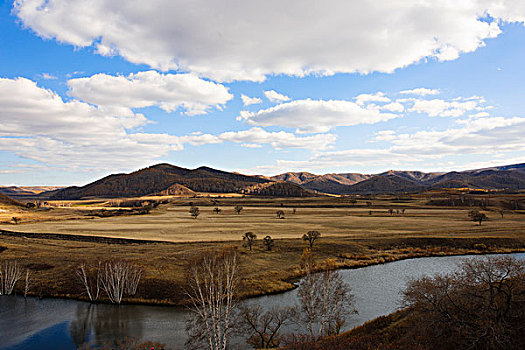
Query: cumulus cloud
[
  {"left": 264, "top": 90, "right": 290, "bottom": 103},
  {"left": 218, "top": 127, "right": 336, "bottom": 150},
  {"left": 409, "top": 98, "right": 483, "bottom": 117},
  {"left": 238, "top": 99, "right": 399, "bottom": 133},
  {"left": 0, "top": 77, "right": 335, "bottom": 170},
  {"left": 399, "top": 88, "right": 440, "bottom": 96},
  {"left": 241, "top": 115, "right": 525, "bottom": 174},
  {"left": 0, "top": 77, "right": 183, "bottom": 168},
  {"left": 14, "top": 0, "right": 523, "bottom": 81},
  {"left": 241, "top": 94, "right": 262, "bottom": 106},
  {"left": 68, "top": 71, "right": 233, "bottom": 116},
  {"left": 355, "top": 92, "right": 390, "bottom": 106}
]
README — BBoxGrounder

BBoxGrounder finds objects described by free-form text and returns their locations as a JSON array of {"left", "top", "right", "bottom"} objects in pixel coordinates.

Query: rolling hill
[{"left": 19, "top": 162, "right": 525, "bottom": 199}]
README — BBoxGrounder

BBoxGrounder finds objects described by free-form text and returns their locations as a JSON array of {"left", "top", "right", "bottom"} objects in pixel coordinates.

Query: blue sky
[{"left": 1, "top": 1, "right": 524, "bottom": 185}]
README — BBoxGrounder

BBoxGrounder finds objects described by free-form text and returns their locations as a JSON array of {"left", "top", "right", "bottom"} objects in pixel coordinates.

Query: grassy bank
[{"left": 1, "top": 229, "right": 524, "bottom": 305}]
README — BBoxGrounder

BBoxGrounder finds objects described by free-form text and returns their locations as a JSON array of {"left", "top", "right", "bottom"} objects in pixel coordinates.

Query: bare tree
[
  {"left": 242, "top": 232, "right": 257, "bottom": 251},
  {"left": 276, "top": 210, "right": 285, "bottom": 219},
  {"left": 24, "top": 269, "right": 31, "bottom": 298},
  {"left": 76, "top": 262, "right": 101, "bottom": 302},
  {"left": 234, "top": 205, "right": 243, "bottom": 214},
  {"left": 100, "top": 260, "right": 142, "bottom": 304},
  {"left": 214, "top": 207, "right": 221, "bottom": 214},
  {"left": 190, "top": 206, "right": 200, "bottom": 219},
  {"left": 237, "top": 304, "right": 296, "bottom": 348},
  {"left": 302, "top": 231, "right": 321, "bottom": 250},
  {"left": 125, "top": 264, "right": 142, "bottom": 296},
  {"left": 296, "top": 259, "right": 354, "bottom": 338},
  {"left": 403, "top": 256, "right": 525, "bottom": 349},
  {"left": 11, "top": 216, "right": 20, "bottom": 225},
  {"left": 1, "top": 260, "right": 23, "bottom": 295},
  {"left": 263, "top": 235, "right": 274, "bottom": 251},
  {"left": 185, "top": 249, "right": 240, "bottom": 350}
]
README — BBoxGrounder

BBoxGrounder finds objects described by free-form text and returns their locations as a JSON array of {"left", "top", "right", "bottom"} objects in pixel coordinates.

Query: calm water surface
[{"left": 2, "top": 253, "right": 524, "bottom": 349}]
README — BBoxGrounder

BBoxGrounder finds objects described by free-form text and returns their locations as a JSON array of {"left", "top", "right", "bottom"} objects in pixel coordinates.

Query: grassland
[{"left": 0, "top": 193, "right": 524, "bottom": 305}]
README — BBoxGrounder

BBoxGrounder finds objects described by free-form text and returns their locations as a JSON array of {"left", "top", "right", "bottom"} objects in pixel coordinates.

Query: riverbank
[{"left": 1, "top": 229, "right": 525, "bottom": 306}]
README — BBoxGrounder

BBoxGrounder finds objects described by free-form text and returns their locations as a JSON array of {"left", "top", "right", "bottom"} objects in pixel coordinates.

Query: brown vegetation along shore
[{"left": 1, "top": 228, "right": 524, "bottom": 306}]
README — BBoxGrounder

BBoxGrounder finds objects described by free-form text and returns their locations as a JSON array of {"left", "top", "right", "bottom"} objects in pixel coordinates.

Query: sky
[{"left": 1, "top": 0, "right": 525, "bottom": 186}]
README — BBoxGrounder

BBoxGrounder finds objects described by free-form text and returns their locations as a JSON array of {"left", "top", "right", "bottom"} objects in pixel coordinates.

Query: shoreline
[{"left": 13, "top": 246, "right": 525, "bottom": 307}]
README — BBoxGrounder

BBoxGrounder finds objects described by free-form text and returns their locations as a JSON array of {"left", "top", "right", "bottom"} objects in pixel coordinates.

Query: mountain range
[{"left": 1, "top": 163, "right": 524, "bottom": 200}]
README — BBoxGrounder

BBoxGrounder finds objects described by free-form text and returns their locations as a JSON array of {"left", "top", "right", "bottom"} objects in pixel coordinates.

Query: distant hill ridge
[{"left": 4, "top": 162, "right": 524, "bottom": 199}]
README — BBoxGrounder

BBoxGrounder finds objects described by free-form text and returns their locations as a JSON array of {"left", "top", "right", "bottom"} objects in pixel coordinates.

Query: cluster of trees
[
  {"left": 0, "top": 260, "right": 31, "bottom": 297},
  {"left": 240, "top": 230, "right": 321, "bottom": 252},
  {"left": 403, "top": 256, "right": 525, "bottom": 349},
  {"left": 76, "top": 260, "right": 143, "bottom": 304},
  {"left": 184, "top": 249, "right": 354, "bottom": 349}
]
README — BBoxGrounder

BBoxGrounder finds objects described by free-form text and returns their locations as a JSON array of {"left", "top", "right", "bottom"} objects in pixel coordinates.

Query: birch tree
[
  {"left": 1, "top": 260, "right": 23, "bottom": 295},
  {"left": 185, "top": 249, "right": 240, "bottom": 350}
]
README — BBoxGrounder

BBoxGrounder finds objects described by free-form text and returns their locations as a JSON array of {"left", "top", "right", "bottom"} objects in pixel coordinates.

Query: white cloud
[
  {"left": 0, "top": 77, "right": 335, "bottom": 171},
  {"left": 409, "top": 98, "right": 482, "bottom": 117},
  {"left": 381, "top": 102, "right": 405, "bottom": 112},
  {"left": 355, "top": 92, "right": 390, "bottom": 106},
  {"left": 399, "top": 88, "right": 440, "bottom": 96},
  {"left": 14, "top": 0, "right": 521, "bottom": 81},
  {"left": 39, "top": 73, "right": 57, "bottom": 80},
  {"left": 241, "top": 94, "right": 262, "bottom": 106},
  {"left": 241, "top": 115, "right": 525, "bottom": 175},
  {"left": 264, "top": 90, "right": 290, "bottom": 103},
  {"left": 238, "top": 99, "right": 399, "bottom": 133},
  {"left": 0, "top": 77, "right": 183, "bottom": 169},
  {"left": 218, "top": 127, "right": 336, "bottom": 150},
  {"left": 68, "top": 71, "right": 232, "bottom": 116}
]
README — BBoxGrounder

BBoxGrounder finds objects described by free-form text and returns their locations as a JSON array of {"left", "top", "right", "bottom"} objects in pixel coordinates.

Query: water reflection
[{"left": 70, "top": 303, "right": 145, "bottom": 347}]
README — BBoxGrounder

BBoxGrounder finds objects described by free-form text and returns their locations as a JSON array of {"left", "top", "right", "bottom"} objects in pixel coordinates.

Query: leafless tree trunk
[
  {"left": 100, "top": 260, "right": 142, "bottom": 304},
  {"left": 76, "top": 262, "right": 101, "bottom": 302},
  {"left": 296, "top": 259, "right": 354, "bottom": 339},
  {"left": 24, "top": 269, "right": 31, "bottom": 298},
  {"left": 185, "top": 249, "right": 240, "bottom": 350},
  {"left": 1, "top": 260, "right": 23, "bottom": 295},
  {"left": 125, "top": 264, "right": 142, "bottom": 296}
]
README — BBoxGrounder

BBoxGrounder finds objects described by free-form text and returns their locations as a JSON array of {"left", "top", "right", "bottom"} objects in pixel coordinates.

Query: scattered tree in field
[
  {"left": 242, "top": 232, "right": 257, "bottom": 251},
  {"left": 77, "top": 262, "right": 101, "bottom": 302},
  {"left": 100, "top": 260, "right": 143, "bottom": 304},
  {"left": 297, "top": 259, "right": 355, "bottom": 338},
  {"left": 368, "top": 210, "right": 372, "bottom": 216},
  {"left": 237, "top": 304, "right": 296, "bottom": 348},
  {"left": 403, "top": 256, "right": 525, "bottom": 349},
  {"left": 302, "top": 231, "right": 321, "bottom": 250},
  {"left": 499, "top": 210, "right": 505, "bottom": 218},
  {"left": 0, "top": 260, "right": 22, "bottom": 295},
  {"left": 185, "top": 249, "right": 240, "bottom": 350},
  {"left": 276, "top": 210, "right": 285, "bottom": 219},
  {"left": 214, "top": 207, "right": 221, "bottom": 214},
  {"left": 263, "top": 235, "right": 274, "bottom": 251},
  {"left": 292, "top": 208, "right": 297, "bottom": 214},
  {"left": 468, "top": 210, "right": 487, "bottom": 225},
  {"left": 11, "top": 216, "right": 20, "bottom": 224},
  {"left": 388, "top": 208, "right": 394, "bottom": 215},
  {"left": 366, "top": 201, "right": 372, "bottom": 207},
  {"left": 190, "top": 206, "right": 200, "bottom": 219},
  {"left": 401, "top": 208, "right": 406, "bottom": 214},
  {"left": 234, "top": 205, "right": 243, "bottom": 214}
]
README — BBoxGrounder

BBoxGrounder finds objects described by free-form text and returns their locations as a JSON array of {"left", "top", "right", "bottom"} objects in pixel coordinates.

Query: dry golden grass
[{"left": 0, "top": 194, "right": 524, "bottom": 304}]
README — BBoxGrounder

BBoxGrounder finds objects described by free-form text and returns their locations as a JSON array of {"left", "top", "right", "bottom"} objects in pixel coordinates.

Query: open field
[{"left": 0, "top": 194, "right": 524, "bottom": 305}]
